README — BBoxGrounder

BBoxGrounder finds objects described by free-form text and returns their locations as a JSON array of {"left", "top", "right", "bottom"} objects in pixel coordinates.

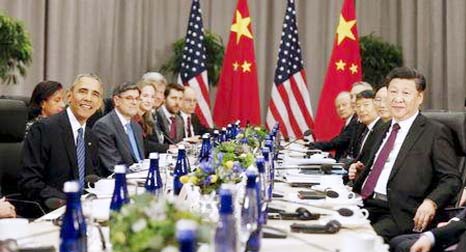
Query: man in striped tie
[
  {"left": 19, "top": 74, "right": 103, "bottom": 211},
  {"left": 93, "top": 82, "right": 145, "bottom": 176}
]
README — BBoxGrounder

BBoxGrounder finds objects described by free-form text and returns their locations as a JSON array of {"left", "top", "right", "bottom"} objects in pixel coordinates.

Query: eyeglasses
[{"left": 119, "top": 95, "right": 140, "bottom": 102}]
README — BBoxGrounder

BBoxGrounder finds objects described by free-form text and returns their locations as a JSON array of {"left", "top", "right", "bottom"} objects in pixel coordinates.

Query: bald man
[
  {"left": 180, "top": 86, "right": 211, "bottom": 136},
  {"left": 308, "top": 91, "right": 358, "bottom": 160}
]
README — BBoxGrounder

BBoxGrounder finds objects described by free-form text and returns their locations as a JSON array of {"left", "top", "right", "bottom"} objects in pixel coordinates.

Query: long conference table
[{"left": 14, "top": 149, "right": 389, "bottom": 252}]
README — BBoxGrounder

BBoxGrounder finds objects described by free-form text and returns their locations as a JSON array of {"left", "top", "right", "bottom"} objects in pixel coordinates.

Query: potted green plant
[
  {"left": 160, "top": 31, "right": 224, "bottom": 86},
  {"left": 0, "top": 12, "right": 32, "bottom": 85},
  {"left": 360, "top": 34, "right": 403, "bottom": 88}
]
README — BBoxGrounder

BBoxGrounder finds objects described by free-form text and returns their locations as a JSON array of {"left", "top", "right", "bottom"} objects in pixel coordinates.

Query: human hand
[
  {"left": 348, "top": 161, "right": 364, "bottom": 180},
  {"left": 413, "top": 199, "right": 437, "bottom": 232},
  {"left": 0, "top": 199, "right": 16, "bottom": 218},
  {"left": 409, "top": 235, "right": 433, "bottom": 252}
]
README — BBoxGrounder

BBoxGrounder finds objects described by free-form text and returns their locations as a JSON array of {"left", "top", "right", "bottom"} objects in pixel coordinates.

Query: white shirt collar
[
  {"left": 366, "top": 117, "right": 381, "bottom": 131},
  {"left": 115, "top": 108, "right": 131, "bottom": 128},
  {"left": 392, "top": 111, "right": 419, "bottom": 131},
  {"left": 180, "top": 111, "right": 189, "bottom": 120},
  {"left": 66, "top": 107, "right": 86, "bottom": 144}
]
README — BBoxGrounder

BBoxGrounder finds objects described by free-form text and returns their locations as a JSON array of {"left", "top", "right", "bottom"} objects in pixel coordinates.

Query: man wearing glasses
[
  {"left": 93, "top": 81, "right": 145, "bottom": 176},
  {"left": 180, "top": 86, "right": 211, "bottom": 137}
]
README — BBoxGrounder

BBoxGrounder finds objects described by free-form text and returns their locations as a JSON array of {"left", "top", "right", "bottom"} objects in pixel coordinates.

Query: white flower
[
  {"left": 131, "top": 218, "right": 147, "bottom": 232},
  {"left": 161, "top": 246, "right": 178, "bottom": 252}
]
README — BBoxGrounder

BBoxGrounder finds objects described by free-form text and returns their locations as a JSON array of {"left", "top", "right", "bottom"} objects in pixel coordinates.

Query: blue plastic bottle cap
[
  {"left": 149, "top": 152, "right": 159, "bottom": 159},
  {"left": 63, "top": 181, "right": 80, "bottom": 192},
  {"left": 114, "top": 164, "right": 126, "bottom": 174}
]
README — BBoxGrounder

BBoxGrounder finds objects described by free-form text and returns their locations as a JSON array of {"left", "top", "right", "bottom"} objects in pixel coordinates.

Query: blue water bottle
[
  {"left": 60, "top": 181, "right": 87, "bottom": 252},
  {"left": 262, "top": 148, "right": 272, "bottom": 202},
  {"left": 176, "top": 219, "right": 198, "bottom": 252},
  {"left": 212, "top": 129, "right": 220, "bottom": 147},
  {"left": 110, "top": 165, "right": 129, "bottom": 212},
  {"left": 173, "top": 145, "right": 189, "bottom": 195},
  {"left": 220, "top": 127, "right": 228, "bottom": 142},
  {"left": 214, "top": 187, "right": 237, "bottom": 252},
  {"left": 145, "top": 152, "right": 163, "bottom": 195},
  {"left": 198, "top": 133, "right": 211, "bottom": 162},
  {"left": 240, "top": 171, "right": 261, "bottom": 252}
]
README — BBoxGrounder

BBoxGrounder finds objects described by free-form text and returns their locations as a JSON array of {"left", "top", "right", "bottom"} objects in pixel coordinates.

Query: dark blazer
[
  {"left": 19, "top": 111, "right": 99, "bottom": 209},
  {"left": 350, "top": 118, "right": 387, "bottom": 164},
  {"left": 431, "top": 208, "right": 466, "bottom": 248},
  {"left": 143, "top": 114, "right": 170, "bottom": 155},
  {"left": 156, "top": 107, "right": 185, "bottom": 144},
  {"left": 311, "top": 114, "right": 359, "bottom": 160},
  {"left": 93, "top": 110, "right": 145, "bottom": 176},
  {"left": 353, "top": 113, "right": 462, "bottom": 233},
  {"left": 189, "top": 113, "right": 212, "bottom": 136}
]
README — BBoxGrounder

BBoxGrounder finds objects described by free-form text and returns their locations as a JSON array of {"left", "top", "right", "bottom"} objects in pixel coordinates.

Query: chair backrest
[
  {"left": 423, "top": 111, "right": 466, "bottom": 206},
  {"left": 0, "top": 98, "right": 28, "bottom": 195}
]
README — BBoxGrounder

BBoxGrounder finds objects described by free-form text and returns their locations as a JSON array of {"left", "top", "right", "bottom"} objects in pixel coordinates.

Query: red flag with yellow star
[
  {"left": 314, "top": 0, "right": 362, "bottom": 141},
  {"left": 213, "top": 0, "right": 261, "bottom": 127}
]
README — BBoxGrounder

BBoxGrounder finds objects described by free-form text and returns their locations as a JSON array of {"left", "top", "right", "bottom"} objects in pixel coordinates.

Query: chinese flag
[
  {"left": 314, "top": 0, "right": 362, "bottom": 141},
  {"left": 213, "top": 0, "right": 261, "bottom": 127}
]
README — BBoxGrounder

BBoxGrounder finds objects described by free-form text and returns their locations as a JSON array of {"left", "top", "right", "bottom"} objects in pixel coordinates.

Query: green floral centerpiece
[
  {"left": 235, "top": 126, "right": 268, "bottom": 149},
  {"left": 180, "top": 140, "right": 255, "bottom": 194},
  {"left": 110, "top": 194, "right": 211, "bottom": 252}
]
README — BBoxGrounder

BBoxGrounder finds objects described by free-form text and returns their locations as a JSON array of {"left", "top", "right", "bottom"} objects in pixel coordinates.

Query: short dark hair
[
  {"left": 28, "top": 80, "right": 63, "bottom": 119},
  {"left": 356, "top": 90, "right": 375, "bottom": 101},
  {"left": 112, "top": 81, "right": 140, "bottom": 97},
  {"left": 384, "top": 66, "right": 426, "bottom": 92},
  {"left": 164, "top": 83, "right": 184, "bottom": 98}
]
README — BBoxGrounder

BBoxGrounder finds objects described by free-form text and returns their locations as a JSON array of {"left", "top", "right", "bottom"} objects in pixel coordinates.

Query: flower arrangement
[
  {"left": 180, "top": 140, "right": 256, "bottom": 194},
  {"left": 235, "top": 126, "right": 268, "bottom": 149},
  {"left": 110, "top": 193, "right": 211, "bottom": 252}
]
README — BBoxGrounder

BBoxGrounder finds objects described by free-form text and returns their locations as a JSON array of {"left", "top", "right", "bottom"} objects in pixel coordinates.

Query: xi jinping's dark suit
[
  {"left": 353, "top": 113, "right": 461, "bottom": 240},
  {"left": 19, "top": 111, "right": 100, "bottom": 210}
]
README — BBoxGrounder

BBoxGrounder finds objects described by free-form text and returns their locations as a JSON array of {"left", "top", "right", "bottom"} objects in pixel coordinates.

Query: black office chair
[
  {"left": 423, "top": 111, "right": 466, "bottom": 223},
  {"left": 0, "top": 98, "right": 45, "bottom": 218}
]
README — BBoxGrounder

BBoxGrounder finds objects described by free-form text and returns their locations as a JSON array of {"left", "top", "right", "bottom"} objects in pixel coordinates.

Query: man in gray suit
[
  {"left": 93, "top": 82, "right": 145, "bottom": 176},
  {"left": 155, "top": 83, "right": 185, "bottom": 144}
]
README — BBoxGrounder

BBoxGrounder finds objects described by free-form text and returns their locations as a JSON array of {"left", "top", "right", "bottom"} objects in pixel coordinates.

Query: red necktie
[
  {"left": 170, "top": 116, "right": 177, "bottom": 140},
  {"left": 187, "top": 116, "right": 192, "bottom": 137},
  {"left": 361, "top": 123, "right": 400, "bottom": 199}
]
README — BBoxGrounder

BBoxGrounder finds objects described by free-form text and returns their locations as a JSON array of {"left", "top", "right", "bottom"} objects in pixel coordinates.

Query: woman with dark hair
[{"left": 25, "top": 80, "right": 65, "bottom": 136}]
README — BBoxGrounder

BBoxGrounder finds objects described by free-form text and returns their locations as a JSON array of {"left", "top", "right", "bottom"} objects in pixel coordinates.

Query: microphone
[
  {"left": 281, "top": 129, "right": 313, "bottom": 150},
  {"left": 278, "top": 207, "right": 321, "bottom": 220},
  {"left": 290, "top": 220, "right": 342, "bottom": 234}
]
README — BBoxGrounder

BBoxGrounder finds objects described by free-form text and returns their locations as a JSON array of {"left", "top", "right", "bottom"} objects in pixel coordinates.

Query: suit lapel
[
  {"left": 84, "top": 127, "right": 96, "bottom": 175},
  {"left": 59, "top": 112, "right": 79, "bottom": 179},
  {"left": 388, "top": 114, "right": 426, "bottom": 183}
]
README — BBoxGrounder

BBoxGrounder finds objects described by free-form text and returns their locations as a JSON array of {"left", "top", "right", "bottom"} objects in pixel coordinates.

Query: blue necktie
[
  {"left": 76, "top": 128, "right": 86, "bottom": 190},
  {"left": 126, "top": 123, "right": 142, "bottom": 162}
]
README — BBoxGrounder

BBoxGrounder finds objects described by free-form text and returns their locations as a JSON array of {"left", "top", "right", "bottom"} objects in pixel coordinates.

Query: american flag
[
  {"left": 266, "top": 0, "right": 314, "bottom": 139},
  {"left": 178, "top": 0, "right": 213, "bottom": 128}
]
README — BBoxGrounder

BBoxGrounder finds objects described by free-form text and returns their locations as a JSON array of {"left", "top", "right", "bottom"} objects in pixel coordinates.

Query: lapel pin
[{"left": 88, "top": 142, "right": 92, "bottom": 146}]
